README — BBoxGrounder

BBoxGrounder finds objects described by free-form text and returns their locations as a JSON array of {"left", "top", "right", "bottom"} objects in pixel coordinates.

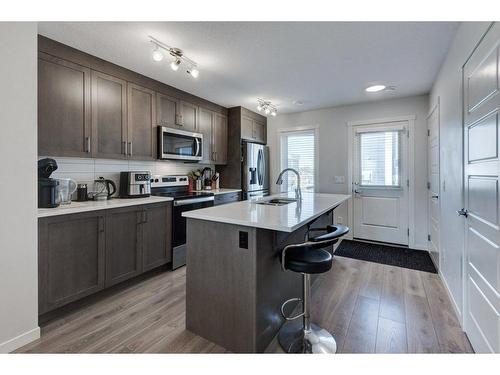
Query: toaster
[{"left": 119, "top": 171, "right": 151, "bottom": 198}]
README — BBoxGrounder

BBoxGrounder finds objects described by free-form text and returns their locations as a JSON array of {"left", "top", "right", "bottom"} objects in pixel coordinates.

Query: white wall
[
  {"left": 0, "top": 23, "right": 39, "bottom": 352},
  {"left": 268, "top": 95, "right": 429, "bottom": 249},
  {"left": 429, "top": 22, "right": 492, "bottom": 320}
]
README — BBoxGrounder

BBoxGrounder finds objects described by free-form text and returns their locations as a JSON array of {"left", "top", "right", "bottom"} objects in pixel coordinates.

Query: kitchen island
[{"left": 183, "top": 192, "right": 350, "bottom": 353}]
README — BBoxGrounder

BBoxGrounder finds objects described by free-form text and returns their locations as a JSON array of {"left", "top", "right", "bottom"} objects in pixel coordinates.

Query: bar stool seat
[
  {"left": 278, "top": 223, "right": 349, "bottom": 354},
  {"left": 283, "top": 247, "right": 332, "bottom": 274}
]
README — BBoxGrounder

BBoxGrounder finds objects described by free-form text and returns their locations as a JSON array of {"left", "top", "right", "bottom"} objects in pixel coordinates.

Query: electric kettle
[{"left": 93, "top": 177, "right": 117, "bottom": 201}]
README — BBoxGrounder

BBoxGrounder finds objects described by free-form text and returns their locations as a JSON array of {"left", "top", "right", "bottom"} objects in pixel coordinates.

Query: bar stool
[{"left": 278, "top": 224, "right": 349, "bottom": 353}]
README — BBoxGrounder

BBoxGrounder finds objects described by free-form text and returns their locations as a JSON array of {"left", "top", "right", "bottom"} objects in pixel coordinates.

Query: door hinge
[
  {"left": 407, "top": 228, "right": 410, "bottom": 237},
  {"left": 407, "top": 179, "right": 409, "bottom": 187},
  {"left": 428, "top": 234, "right": 431, "bottom": 241},
  {"left": 427, "top": 129, "right": 430, "bottom": 136},
  {"left": 427, "top": 181, "right": 431, "bottom": 189}
]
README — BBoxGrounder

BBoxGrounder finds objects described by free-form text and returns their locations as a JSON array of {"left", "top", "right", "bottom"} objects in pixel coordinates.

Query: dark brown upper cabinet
[
  {"left": 38, "top": 53, "right": 91, "bottom": 157},
  {"left": 37, "top": 36, "right": 228, "bottom": 162},
  {"left": 38, "top": 211, "right": 105, "bottom": 314},
  {"left": 198, "top": 108, "right": 227, "bottom": 165},
  {"left": 156, "top": 92, "right": 181, "bottom": 128},
  {"left": 253, "top": 120, "right": 267, "bottom": 144},
  {"left": 127, "top": 83, "right": 156, "bottom": 160},
  {"left": 213, "top": 113, "right": 228, "bottom": 165},
  {"left": 198, "top": 107, "right": 214, "bottom": 163},
  {"left": 179, "top": 100, "right": 199, "bottom": 132},
  {"left": 241, "top": 115, "right": 266, "bottom": 144},
  {"left": 91, "top": 71, "right": 128, "bottom": 159}
]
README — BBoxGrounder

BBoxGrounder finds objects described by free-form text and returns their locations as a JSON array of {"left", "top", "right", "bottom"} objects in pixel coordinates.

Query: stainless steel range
[{"left": 151, "top": 175, "right": 214, "bottom": 269}]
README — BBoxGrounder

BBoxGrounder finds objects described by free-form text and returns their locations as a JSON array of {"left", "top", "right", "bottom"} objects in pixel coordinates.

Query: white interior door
[
  {"left": 427, "top": 102, "right": 440, "bottom": 268},
  {"left": 352, "top": 122, "right": 409, "bottom": 245},
  {"left": 462, "top": 22, "right": 500, "bottom": 353}
]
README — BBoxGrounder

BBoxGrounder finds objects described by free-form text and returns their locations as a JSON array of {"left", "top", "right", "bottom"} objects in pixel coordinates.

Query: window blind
[
  {"left": 359, "top": 130, "right": 401, "bottom": 187},
  {"left": 280, "top": 130, "right": 316, "bottom": 192}
]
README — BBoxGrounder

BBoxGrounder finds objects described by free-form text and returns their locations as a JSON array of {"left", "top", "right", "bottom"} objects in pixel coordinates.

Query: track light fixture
[
  {"left": 149, "top": 36, "right": 199, "bottom": 79},
  {"left": 256, "top": 98, "right": 277, "bottom": 117}
]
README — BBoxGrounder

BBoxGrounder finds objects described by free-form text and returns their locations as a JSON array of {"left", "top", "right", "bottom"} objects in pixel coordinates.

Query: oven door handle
[{"left": 173, "top": 196, "right": 214, "bottom": 206}]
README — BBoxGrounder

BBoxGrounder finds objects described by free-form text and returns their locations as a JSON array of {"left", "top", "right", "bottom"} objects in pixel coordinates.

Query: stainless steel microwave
[{"left": 157, "top": 126, "right": 203, "bottom": 161}]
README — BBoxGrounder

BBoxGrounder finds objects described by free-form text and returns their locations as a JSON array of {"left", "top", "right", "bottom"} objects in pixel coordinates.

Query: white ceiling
[{"left": 38, "top": 22, "right": 458, "bottom": 114}]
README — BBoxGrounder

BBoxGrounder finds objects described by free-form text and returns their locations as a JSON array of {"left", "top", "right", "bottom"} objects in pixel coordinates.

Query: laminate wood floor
[{"left": 17, "top": 257, "right": 473, "bottom": 354}]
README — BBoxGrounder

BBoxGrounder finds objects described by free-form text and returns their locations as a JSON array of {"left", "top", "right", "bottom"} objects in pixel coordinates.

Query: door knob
[
  {"left": 354, "top": 189, "right": 361, "bottom": 194},
  {"left": 432, "top": 195, "right": 439, "bottom": 199},
  {"left": 457, "top": 208, "right": 468, "bottom": 218}
]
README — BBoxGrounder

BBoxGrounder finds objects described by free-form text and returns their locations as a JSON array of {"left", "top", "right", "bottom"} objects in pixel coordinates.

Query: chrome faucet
[{"left": 276, "top": 168, "right": 302, "bottom": 200}]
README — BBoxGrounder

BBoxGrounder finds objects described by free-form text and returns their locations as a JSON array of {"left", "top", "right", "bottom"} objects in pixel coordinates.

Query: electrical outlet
[
  {"left": 239, "top": 231, "right": 248, "bottom": 249},
  {"left": 337, "top": 216, "right": 343, "bottom": 224}
]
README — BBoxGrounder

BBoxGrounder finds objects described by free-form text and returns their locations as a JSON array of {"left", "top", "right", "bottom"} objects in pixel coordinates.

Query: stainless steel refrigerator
[{"left": 242, "top": 141, "right": 270, "bottom": 200}]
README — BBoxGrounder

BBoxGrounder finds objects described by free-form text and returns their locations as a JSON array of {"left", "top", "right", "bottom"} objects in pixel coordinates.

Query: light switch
[{"left": 334, "top": 176, "right": 345, "bottom": 184}]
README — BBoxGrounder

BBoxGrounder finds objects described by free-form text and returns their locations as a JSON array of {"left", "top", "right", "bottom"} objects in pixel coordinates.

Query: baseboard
[
  {"left": 0, "top": 326, "right": 40, "bottom": 353},
  {"left": 438, "top": 269, "right": 463, "bottom": 328},
  {"left": 411, "top": 243, "right": 429, "bottom": 251}
]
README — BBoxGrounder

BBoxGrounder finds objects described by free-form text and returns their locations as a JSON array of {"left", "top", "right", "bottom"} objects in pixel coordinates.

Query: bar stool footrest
[{"left": 280, "top": 297, "right": 304, "bottom": 321}]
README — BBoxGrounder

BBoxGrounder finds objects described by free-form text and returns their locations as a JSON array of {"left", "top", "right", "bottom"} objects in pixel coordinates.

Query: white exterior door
[
  {"left": 427, "top": 101, "right": 440, "bottom": 268},
  {"left": 462, "top": 22, "right": 500, "bottom": 353},
  {"left": 352, "top": 122, "right": 409, "bottom": 245}
]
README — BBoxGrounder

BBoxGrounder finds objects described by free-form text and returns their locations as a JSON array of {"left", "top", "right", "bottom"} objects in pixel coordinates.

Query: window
[
  {"left": 359, "top": 130, "right": 401, "bottom": 187},
  {"left": 280, "top": 129, "right": 316, "bottom": 192}
]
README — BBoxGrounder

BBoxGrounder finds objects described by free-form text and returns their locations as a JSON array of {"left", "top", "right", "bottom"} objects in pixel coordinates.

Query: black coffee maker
[{"left": 38, "top": 158, "right": 59, "bottom": 208}]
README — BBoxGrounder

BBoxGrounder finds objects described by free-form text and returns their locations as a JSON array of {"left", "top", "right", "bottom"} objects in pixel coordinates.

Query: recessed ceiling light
[
  {"left": 293, "top": 100, "right": 304, "bottom": 106},
  {"left": 365, "top": 85, "right": 386, "bottom": 92}
]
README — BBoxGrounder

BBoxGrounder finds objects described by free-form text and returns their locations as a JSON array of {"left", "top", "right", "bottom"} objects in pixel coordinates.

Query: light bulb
[
  {"left": 271, "top": 111, "right": 277, "bottom": 117},
  {"left": 152, "top": 47, "right": 164, "bottom": 62},
  {"left": 264, "top": 108, "right": 270, "bottom": 115},
  {"left": 189, "top": 68, "right": 199, "bottom": 78},
  {"left": 170, "top": 60, "right": 180, "bottom": 71},
  {"left": 365, "top": 84, "right": 386, "bottom": 92},
  {"left": 257, "top": 104, "right": 263, "bottom": 111}
]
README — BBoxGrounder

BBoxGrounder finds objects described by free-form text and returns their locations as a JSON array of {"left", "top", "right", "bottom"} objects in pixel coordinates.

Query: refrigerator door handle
[{"left": 257, "top": 149, "right": 263, "bottom": 186}]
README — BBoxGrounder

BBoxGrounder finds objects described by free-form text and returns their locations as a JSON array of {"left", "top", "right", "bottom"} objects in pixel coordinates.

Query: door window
[{"left": 359, "top": 130, "right": 401, "bottom": 187}]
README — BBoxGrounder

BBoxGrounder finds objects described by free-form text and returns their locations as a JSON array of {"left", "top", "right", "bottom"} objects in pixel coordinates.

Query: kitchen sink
[{"left": 256, "top": 198, "right": 298, "bottom": 206}]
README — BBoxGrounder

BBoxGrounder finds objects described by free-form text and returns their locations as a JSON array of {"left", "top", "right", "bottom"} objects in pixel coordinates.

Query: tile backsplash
[{"left": 41, "top": 156, "right": 214, "bottom": 196}]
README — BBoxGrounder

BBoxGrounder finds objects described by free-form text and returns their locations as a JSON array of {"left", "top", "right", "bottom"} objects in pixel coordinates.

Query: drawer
[{"left": 214, "top": 192, "right": 241, "bottom": 206}]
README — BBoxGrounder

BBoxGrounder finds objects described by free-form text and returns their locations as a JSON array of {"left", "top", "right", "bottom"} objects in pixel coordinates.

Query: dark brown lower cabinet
[
  {"left": 38, "top": 211, "right": 105, "bottom": 314},
  {"left": 142, "top": 203, "right": 172, "bottom": 271},
  {"left": 38, "top": 201, "right": 172, "bottom": 315},
  {"left": 105, "top": 206, "right": 143, "bottom": 287}
]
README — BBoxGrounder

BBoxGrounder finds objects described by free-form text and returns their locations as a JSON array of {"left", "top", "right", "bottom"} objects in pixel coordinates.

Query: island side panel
[{"left": 185, "top": 218, "right": 258, "bottom": 353}]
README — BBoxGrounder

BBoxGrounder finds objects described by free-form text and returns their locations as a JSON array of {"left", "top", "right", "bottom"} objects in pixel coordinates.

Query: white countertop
[
  {"left": 192, "top": 188, "right": 242, "bottom": 195},
  {"left": 182, "top": 192, "right": 350, "bottom": 232},
  {"left": 38, "top": 196, "right": 173, "bottom": 218}
]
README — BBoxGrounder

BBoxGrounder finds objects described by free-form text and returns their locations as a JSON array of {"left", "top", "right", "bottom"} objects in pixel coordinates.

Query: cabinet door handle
[
  {"left": 123, "top": 141, "right": 127, "bottom": 155},
  {"left": 128, "top": 142, "right": 133, "bottom": 156},
  {"left": 85, "top": 136, "right": 91, "bottom": 153}
]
